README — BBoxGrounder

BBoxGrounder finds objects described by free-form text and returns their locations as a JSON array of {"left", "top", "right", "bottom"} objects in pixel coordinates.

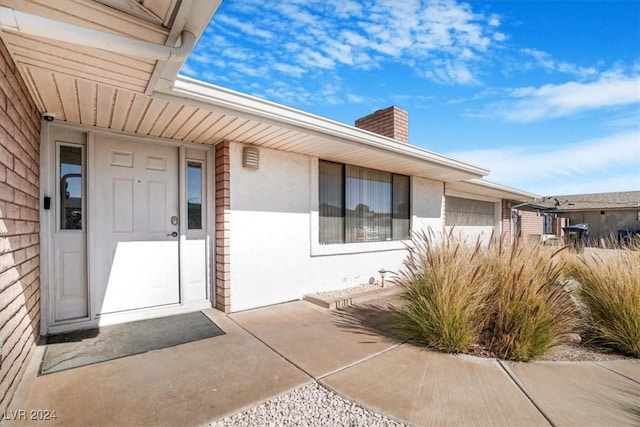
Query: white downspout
[{"left": 0, "top": 6, "right": 195, "bottom": 61}]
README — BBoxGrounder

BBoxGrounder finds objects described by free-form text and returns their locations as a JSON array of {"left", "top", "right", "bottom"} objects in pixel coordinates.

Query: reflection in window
[
  {"left": 187, "top": 162, "right": 203, "bottom": 229},
  {"left": 319, "top": 160, "right": 410, "bottom": 244},
  {"left": 59, "top": 145, "right": 82, "bottom": 230}
]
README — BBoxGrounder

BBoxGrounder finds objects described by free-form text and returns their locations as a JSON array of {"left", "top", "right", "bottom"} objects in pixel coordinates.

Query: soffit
[
  {"left": 1, "top": 0, "right": 169, "bottom": 97},
  {"left": 28, "top": 74, "right": 483, "bottom": 181},
  {"left": 446, "top": 179, "right": 539, "bottom": 202}
]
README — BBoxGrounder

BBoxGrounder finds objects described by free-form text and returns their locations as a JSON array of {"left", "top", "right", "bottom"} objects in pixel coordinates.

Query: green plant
[
  {"left": 390, "top": 229, "right": 491, "bottom": 353},
  {"left": 567, "top": 251, "right": 640, "bottom": 357},
  {"left": 482, "top": 239, "right": 579, "bottom": 361}
]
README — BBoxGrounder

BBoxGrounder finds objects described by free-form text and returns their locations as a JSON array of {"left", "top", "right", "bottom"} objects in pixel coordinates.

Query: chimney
[{"left": 355, "top": 106, "right": 409, "bottom": 143}]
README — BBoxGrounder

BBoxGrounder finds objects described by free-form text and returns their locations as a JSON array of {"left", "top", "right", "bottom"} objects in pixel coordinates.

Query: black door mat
[{"left": 39, "top": 311, "right": 224, "bottom": 375}]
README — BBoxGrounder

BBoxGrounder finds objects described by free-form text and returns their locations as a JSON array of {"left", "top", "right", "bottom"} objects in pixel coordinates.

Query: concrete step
[{"left": 304, "top": 286, "right": 402, "bottom": 310}]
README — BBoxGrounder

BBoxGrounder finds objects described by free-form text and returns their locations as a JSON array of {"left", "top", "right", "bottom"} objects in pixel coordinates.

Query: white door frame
[{"left": 40, "top": 122, "right": 215, "bottom": 335}]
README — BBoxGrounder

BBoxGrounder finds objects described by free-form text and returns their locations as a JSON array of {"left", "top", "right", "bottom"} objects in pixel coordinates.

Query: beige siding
[{"left": 0, "top": 37, "right": 41, "bottom": 413}]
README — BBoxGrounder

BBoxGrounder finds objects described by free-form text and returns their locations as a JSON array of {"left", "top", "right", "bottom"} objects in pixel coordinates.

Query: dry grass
[
  {"left": 390, "top": 229, "right": 491, "bottom": 353},
  {"left": 391, "top": 230, "right": 580, "bottom": 361},
  {"left": 482, "top": 239, "right": 579, "bottom": 361},
  {"left": 566, "top": 250, "right": 640, "bottom": 357}
]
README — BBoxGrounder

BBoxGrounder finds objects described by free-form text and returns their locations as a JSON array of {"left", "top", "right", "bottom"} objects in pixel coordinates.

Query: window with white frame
[{"left": 319, "top": 160, "right": 410, "bottom": 244}]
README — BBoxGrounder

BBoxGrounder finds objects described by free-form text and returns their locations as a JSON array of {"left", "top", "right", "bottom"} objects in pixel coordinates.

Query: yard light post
[{"left": 379, "top": 268, "right": 387, "bottom": 287}]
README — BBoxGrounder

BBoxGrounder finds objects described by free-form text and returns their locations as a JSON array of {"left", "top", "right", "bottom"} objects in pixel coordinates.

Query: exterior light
[{"left": 378, "top": 268, "right": 387, "bottom": 287}]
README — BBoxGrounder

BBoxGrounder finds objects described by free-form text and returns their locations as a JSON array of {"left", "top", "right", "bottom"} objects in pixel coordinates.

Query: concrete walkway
[{"left": 5, "top": 300, "right": 640, "bottom": 426}]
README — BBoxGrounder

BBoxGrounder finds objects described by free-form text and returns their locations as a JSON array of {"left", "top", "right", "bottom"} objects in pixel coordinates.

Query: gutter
[{"left": 0, "top": 6, "right": 195, "bottom": 62}]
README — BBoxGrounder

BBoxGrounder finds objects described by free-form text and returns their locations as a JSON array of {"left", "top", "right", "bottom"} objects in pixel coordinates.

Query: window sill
[{"left": 311, "top": 239, "right": 409, "bottom": 257}]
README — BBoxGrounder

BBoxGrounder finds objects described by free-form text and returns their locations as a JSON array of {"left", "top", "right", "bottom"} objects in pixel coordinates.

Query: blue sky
[{"left": 182, "top": 0, "right": 640, "bottom": 196}]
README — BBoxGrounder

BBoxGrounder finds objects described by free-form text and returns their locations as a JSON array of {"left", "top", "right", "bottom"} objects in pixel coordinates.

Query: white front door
[{"left": 93, "top": 136, "right": 180, "bottom": 315}]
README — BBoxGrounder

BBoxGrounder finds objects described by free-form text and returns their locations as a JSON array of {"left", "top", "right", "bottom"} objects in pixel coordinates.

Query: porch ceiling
[
  {"left": 1, "top": 0, "right": 219, "bottom": 97},
  {"left": 1, "top": 0, "right": 169, "bottom": 94}
]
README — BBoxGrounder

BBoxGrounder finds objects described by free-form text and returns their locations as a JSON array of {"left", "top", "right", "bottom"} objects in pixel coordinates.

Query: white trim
[
  {"left": 0, "top": 7, "right": 195, "bottom": 62},
  {"left": 179, "top": 146, "right": 186, "bottom": 303},
  {"left": 206, "top": 147, "right": 215, "bottom": 305},
  {"left": 309, "top": 157, "right": 411, "bottom": 257},
  {"left": 44, "top": 120, "right": 212, "bottom": 151},
  {"left": 445, "top": 188, "right": 501, "bottom": 203},
  {"left": 86, "top": 132, "right": 95, "bottom": 322},
  {"left": 157, "top": 77, "right": 489, "bottom": 178},
  {"left": 41, "top": 122, "right": 215, "bottom": 334},
  {"left": 39, "top": 121, "right": 52, "bottom": 336},
  {"left": 459, "top": 178, "right": 539, "bottom": 200}
]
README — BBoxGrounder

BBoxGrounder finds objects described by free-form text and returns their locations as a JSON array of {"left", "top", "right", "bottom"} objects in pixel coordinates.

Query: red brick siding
[
  {"left": 355, "top": 106, "right": 409, "bottom": 143},
  {"left": 518, "top": 210, "right": 544, "bottom": 240},
  {"left": 215, "top": 141, "right": 231, "bottom": 313},
  {"left": 0, "top": 38, "right": 41, "bottom": 413}
]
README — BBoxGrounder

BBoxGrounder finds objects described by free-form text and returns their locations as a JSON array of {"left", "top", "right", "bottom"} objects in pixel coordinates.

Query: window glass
[
  {"left": 319, "top": 161, "right": 344, "bottom": 243},
  {"left": 319, "top": 161, "right": 409, "bottom": 244},
  {"left": 59, "top": 145, "right": 82, "bottom": 230},
  {"left": 392, "top": 174, "right": 410, "bottom": 239},
  {"left": 187, "top": 162, "right": 203, "bottom": 229},
  {"left": 346, "top": 166, "right": 392, "bottom": 242}
]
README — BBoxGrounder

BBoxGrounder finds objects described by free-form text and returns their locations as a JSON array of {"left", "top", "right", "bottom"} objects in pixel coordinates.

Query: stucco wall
[
  {"left": 228, "top": 142, "right": 445, "bottom": 312},
  {"left": 0, "top": 38, "right": 41, "bottom": 413}
]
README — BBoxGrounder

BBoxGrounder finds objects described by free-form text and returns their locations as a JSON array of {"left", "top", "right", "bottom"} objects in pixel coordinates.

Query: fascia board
[{"left": 156, "top": 76, "right": 490, "bottom": 178}]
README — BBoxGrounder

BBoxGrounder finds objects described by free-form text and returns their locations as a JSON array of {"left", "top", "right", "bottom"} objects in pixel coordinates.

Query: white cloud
[
  {"left": 520, "top": 48, "right": 597, "bottom": 78},
  {"left": 187, "top": 0, "right": 506, "bottom": 90},
  {"left": 496, "top": 72, "right": 640, "bottom": 122},
  {"left": 214, "top": 15, "right": 274, "bottom": 40},
  {"left": 448, "top": 131, "right": 640, "bottom": 195}
]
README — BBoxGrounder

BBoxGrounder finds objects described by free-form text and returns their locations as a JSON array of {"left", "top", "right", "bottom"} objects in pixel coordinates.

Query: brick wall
[
  {"left": 215, "top": 141, "right": 231, "bottom": 313},
  {"left": 355, "top": 106, "right": 409, "bottom": 143},
  {"left": 0, "top": 38, "right": 41, "bottom": 413},
  {"left": 500, "top": 199, "right": 511, "bottom": 239},
  {"left": 518, "top": 210, "right": 544, "bottom": 241}
]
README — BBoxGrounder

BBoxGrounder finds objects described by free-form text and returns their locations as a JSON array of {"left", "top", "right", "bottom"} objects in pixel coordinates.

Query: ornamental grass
[
  {"left": 566, "top": 249, "right": 640, "bottom": 357},
  {"left": 391, "top": 230, "right": 580, "bottom": 361},
  {"left": 390, "top": 229, "right": 491, "bottom": 353}
]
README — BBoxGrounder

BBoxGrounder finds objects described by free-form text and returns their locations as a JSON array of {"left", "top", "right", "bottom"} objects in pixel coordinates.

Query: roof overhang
[
  {"left": 0, "top": 0, "right": 220, "bottom": 98},
  {"left": 445, "top": 178, "right": 539, "bottom": 202},
  {"left": 156, "top": 76, "right": 490, "bottom": 182}
]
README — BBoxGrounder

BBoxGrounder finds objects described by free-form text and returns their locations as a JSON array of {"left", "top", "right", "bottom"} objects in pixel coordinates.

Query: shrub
[
  {"left": 482, "top": 239, "right": 579, "bottom": 361},
  {"left": 390, "top": 230, "right": 491, "bottom": 353},
  {"left": 566, "top": 251, "right": 640, "bottom": 357},
  {"left": 391, "top": 230, "right": 579, "bottom": 361}
]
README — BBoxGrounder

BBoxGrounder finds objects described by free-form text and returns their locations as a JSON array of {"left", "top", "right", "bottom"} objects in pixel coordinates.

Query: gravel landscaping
[
  {"left": 309, "top": 282, "right": 396, "bottom": 301},
  {"left": 210, "top": 382, "right": 406, "bottom": 427}
]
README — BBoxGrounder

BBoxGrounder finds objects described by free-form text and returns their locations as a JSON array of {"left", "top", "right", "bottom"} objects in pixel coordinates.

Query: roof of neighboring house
[{"left": 537, "top": 191, "right": 640, "bottom": 211}]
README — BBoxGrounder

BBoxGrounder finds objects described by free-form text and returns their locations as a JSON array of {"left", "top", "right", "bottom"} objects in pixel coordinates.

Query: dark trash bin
[
  {"left": 618, "top": 228, "right": 640, "bottom": 247},
  {"left": 562, "top": 224, "right": 589, "bottom": 252}
]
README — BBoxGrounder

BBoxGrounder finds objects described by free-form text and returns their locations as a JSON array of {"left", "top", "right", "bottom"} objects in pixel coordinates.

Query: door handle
[{"left": 167, "top": 231, "right": 178, "bottom": 237}]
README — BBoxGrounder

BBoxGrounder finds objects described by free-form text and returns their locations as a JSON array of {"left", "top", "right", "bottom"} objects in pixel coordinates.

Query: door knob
[{"left": 167, "top": 231, "right": 178, "bottom": 237}]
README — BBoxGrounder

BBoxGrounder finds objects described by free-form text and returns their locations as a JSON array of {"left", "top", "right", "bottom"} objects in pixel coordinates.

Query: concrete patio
[{"left": 4, "top": 300, "right": 639, "bottom": 426}]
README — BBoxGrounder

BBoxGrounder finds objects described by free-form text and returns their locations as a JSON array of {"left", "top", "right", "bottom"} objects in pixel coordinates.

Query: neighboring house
[
  {"left": 538, "top": 191, "right": 640, "bottom": 243},
  {"left": 0, "top": 1, "right": 536, "bottom": 411}
]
